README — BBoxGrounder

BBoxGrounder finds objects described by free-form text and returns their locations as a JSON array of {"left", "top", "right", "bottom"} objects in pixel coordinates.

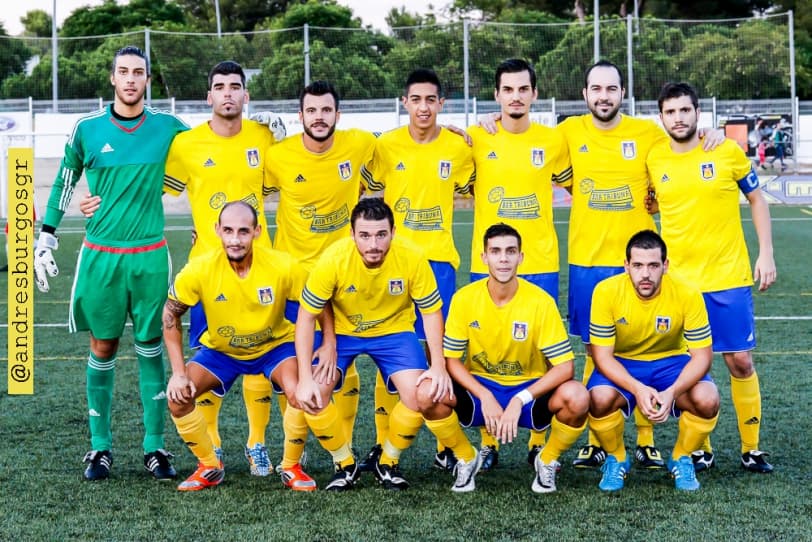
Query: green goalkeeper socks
[{"left": 87, "top": 353, "right": 115, "bottom": 451}]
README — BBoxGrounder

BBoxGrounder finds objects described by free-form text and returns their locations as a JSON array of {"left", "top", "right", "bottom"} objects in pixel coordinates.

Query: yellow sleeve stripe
[
  {"left": 414, "top": 289, "right": 441, "bottom": 309},
  {"left": 443, "top": 336, "right": 468, "bottom": 351},
  {"left": 361, "top": 165, "right": 383, "bottom": 191},
  {"left": 589, "top": 323, "right": 615, "bottom": 339},
  {"left": 541, "top": 339, "right": 574, "bottom": 359},
  {"left": 300, "top": 287, "right": 328, "bottom": 312},
  {"left": 684, "top": 325, "right": 712, "bottom": 341},
  {"left": 552, "top": 165, "right": 573, "bottom": 185},
  {"left": 455, "top": 171, "right": 475, "bottom": 195},
  {"left": 263, "top": 186, "right": 279, "bottom": 196},
  {"left": 163, "top": 174, "right": 185, "bottom": 194}
]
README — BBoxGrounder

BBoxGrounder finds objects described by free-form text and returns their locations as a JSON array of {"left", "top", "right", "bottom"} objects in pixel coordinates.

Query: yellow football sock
[
  {"left": 173, "top": 409, "right": 218, "bottom": 467},
  {"left": 276, "top": 393, "right": 288, "bottom": 417},
  {"left": 479, "top": 427, "right": 499, "bottom": 450},
  {"left": 195, "top": 391, "right": 223, "bottom": 449},
  {"left": 280, "top": 406, "right": 308, "bottom": 469},
  {"left": 731, "top": 372, "right": 762, "bottom": 453},
  {"left": 540, "top": 417, "right": 586, "bottom": 464},
  {"left": 424, "top": 413, "right": 476, "bottom": 463},
  {"left": 380, "top": 402, "right": 424, "bottom": 465},
  {"left": 673, "top": 411, "right": 719, "bottom": 460},
  {"left": 304, "top": 403, "right": 352, "bottom": 465},
  {"left": 634, "top": 407, "right": 655, "bottom": 447},
  {"left": 582, "top": 355, "right": 602, "bottom": 448},
  {"left": 700, "top": 435, "right": 713, "bottom": 453},
  {"left": 334, "top": 361, "right": 360, "bottom": 447},
  {"left": 588, "top": 410, "right": 626, "bottom": 462},
  {"left": 528, "top": 429, "right": 547, "bottom": 450},
  {"left": 374, "top": 370, "right": 399, "bottom": 446},
  {"left": 243, "top": 374, "right": 272, "bottom": 448}
]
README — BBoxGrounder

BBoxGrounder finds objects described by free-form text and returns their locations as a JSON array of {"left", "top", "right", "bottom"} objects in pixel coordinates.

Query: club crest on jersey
[
  {"left": 258, "top": 287, "right": 274, "bottom": 305},
  {"left": 438, "top": 160, "right": 451, "bottom": 180},
  {"left": 512, "top": 321, "right": 528, "bottom": 341},
  {"left": 246, "top": 148, "right": 260, "bottom": 168},
  {"left": 621, "top": 141, "right": 636, "bottom": 160},
  {"left": 655, "top": 316, "right": 671, "bottom": 334},
  {"left": 389, "top": 279, "right": 404, "bottom": 295},
  {"left": 338, "top": 161, "right": 352, "bottom": 181},
  {"left": 532, "top": 148, "right": 544, "bottom": 167},
  {"left": 701, "top": 162, "right": 715, "bottom": 180}
]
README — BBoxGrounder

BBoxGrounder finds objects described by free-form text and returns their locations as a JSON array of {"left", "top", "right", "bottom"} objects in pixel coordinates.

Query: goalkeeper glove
[
  {"left": 34, "top": 231, "right": 59, "bottom": 293},
  {"left": 249, "top": 111, "right": 287, "bottom": 141}
]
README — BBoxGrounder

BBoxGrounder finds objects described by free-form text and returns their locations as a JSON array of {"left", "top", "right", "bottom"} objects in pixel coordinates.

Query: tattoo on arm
[{"left": 162, "top": 299, "right": 189, "bottom": 331}]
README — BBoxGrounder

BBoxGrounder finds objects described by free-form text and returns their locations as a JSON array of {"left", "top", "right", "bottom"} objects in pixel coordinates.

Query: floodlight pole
[
  {"left": 594, "top": 0, "right": 600, "bottom": 62},
  {"left": 52, "top": 0, "right": 58, "bottom": 112},
  {"left": 214, "top": 0, "right": 222, "bottom": 38}
]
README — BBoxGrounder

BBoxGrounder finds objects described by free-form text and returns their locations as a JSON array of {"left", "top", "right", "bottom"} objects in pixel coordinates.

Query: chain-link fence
[{"left": 0, "top": 13, "right": 793, "bottom": 105}]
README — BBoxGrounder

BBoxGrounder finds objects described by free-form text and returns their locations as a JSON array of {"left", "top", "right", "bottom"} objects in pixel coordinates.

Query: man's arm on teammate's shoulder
[
  {"left": 443, "top": 124, "right": 473, "bottom": 146},
  {"left": 747, "top": 188, "right": 777, "bottom": 291},
  {"left": 698, "top": 127, "right": 725, "bottom": 151},
  {"left": 163, "top": 298, "right": 194, "bottom": 404}
]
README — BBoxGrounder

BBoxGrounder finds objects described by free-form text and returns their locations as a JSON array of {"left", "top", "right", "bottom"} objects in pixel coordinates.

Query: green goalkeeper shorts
[{"left": 69, "top": 239, "right": 170, "bottom": 341}]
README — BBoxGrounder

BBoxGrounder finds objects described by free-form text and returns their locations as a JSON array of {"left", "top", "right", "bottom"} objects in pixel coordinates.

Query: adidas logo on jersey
[
  {"left": 101, "top": 143, "right": 114, "bottom": 153},
  {"left": 744, "top": 416, "right": 760, "bottom": 425},
  {"left": 660, "top": 174, "right": 670, "bottom": 183},
  {"left": 343, "top": 387, "right": 360, "bottom": 397},
  {"left": 345, "top": 285, "right": 357, "bottom": 293},
  {"left": 486, "top": 151, "right": 498, "bottom": 160},
  {"left": 215, "top": 293, "right": 227, "bottom": 302},
  {"left": 294, "top": 174, "right": 306, "bottom": 183},
  {"left": 395, "top": 162, "right": 406, "bottom": 171},
  {"left": 579, "top": 144, "right": 588, "bottom": 152},
  {"left": 203, "top": 158, "right": 216, "bottom": 167},
  {"left": 469, "top": 320, "right": 480, "bottom": 329},
  {"left": 616, "top": 317, "right": 629, "bottom": 325},
  {"left": 374, "top": 406, "right": 388, "bottom": 415},
  {"left": 197, "top": 398, "right": 215, "bottom": 406}
]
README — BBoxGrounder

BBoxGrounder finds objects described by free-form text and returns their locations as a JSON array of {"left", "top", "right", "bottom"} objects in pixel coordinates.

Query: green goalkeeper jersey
[{"left": 44, "top": 104, "right": 188, "bottom": 247}]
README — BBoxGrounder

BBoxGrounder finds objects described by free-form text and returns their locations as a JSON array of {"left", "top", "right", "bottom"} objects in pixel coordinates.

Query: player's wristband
[{"left": 514, "top": 389, "right": 533, "bottom": 406}]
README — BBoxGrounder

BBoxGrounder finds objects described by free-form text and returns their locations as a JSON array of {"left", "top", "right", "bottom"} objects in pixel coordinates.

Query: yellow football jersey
[
  {"left": 559, "top": 114, "right": 665, "bottom": 267},
  {"left": 300, "top": 236, "right": 442, "bottom": 337},
  {"left": 169, "top": 246, "right": 306, "bottom": 360},
  {"left": 589, "top": 273, "right": 712, "bottom": 361},
  {"left": 467, "top": 122, "right": 572, "bottom": 275},
  {"left": 362, "top": 126, "right": 474, "bottom": 269},
  {"left": 265, "top": 129, "right": 375, "bottom": 271},
  {"left": 443, "top": 278, "right": 574, "bottom": 384},
  {"left": 164, "top": 120, "right": 274, "bottom": 259},
  {"left": 647, "top": 139, "right": 757, "bottom": 292}
]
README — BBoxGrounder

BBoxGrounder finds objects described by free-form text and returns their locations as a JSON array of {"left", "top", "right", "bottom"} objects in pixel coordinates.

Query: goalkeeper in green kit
[{"left": 34, "top": 46, "right": 188, "bottom": 481}]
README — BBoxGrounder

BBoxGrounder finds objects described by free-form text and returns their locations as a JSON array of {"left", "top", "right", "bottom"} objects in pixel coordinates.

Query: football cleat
[
  {"left": 83, "top": 450, "right": 112, "bottom": 481},
  {"left": 598, "top": 455, "right": 630, "bottom": 492},
  {"left": 532, "top": 454, "right": 560, "bottom": 494},
  {"left": 451, "top": 451, "right": 482, "bottom": 493},
  {"left": 358, "top": 444, "right": 382, "bottom": 473},
  {"left": 325, "top": 461, "right": 360, "bottom": 492},
  {"left": 573, "top": 444, "right": 607, "bottom": 469},
  {"left": 690, "top": 450, "right": 716, "bottom": 472},
  {"left": 527, "top": 445, "right": 542, "bottom": 468},
  {"left": 374, "top": 461, "right": 409, "bottom": 490},
  {"left": 144, "top": 449, "right": 177, "bottom": 480},
  {"left": 244, "top": 443, "right": 272, "bottom": 476},
  {"left": 478, "top": 445, "right": 499, "bottom": 472},
  {"left": 280, "top": 463, "right": 317, "bottom": 492},
  {"left": 433, "top": 447, "right": 458, "bottom": 471},
  {"left": 669, "top": 456, "right": 700, "bottom": 491},
  {"left": 634, "top": 445, "right": 665, "bottom": 470},
  {"left": 741, "top": 450, "right": 773, "bottom": 473},
  {"left": 177, "top": 462, "right": 224, "bottom": 492}
]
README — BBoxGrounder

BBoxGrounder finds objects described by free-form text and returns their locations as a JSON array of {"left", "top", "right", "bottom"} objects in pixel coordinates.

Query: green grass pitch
[{"left": 1, "top": 206, "right": 810, "bottom": 541}]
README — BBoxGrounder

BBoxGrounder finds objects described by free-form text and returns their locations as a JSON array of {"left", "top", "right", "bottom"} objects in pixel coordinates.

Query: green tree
[
  {"left": 174, "top": 0, "right": 296, "bottom": 32},
  {"left": 0, "top": 22, "right": 33, "bottom": 93},
  {"left": 21, "top": 10, "right": 52, "bottom": 37}
]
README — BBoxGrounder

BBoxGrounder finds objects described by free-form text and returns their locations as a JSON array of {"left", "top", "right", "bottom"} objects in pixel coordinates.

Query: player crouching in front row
[
  {"left": 587, "top": 230, "right": 720, "bottom": 492},
  {"left": 163, "top": 201, "right": 349, "bottom": 492},
  {"left": 422, "top": 223, "right": 589, "bottom": 493}
]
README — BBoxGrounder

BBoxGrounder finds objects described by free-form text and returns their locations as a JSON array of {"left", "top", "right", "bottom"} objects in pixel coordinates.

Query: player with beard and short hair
[
  {"left": 647, "top": 82, "right": 776, "bottom": 474},
  {"left": 263, "top": 80, "right": 375, "bottom": 486},
  {"left": 33, "top": 45, "right": 189, "bottom": 481},
  {"left": 587, "top": 230, "right": 719, "bottom": 492}
]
